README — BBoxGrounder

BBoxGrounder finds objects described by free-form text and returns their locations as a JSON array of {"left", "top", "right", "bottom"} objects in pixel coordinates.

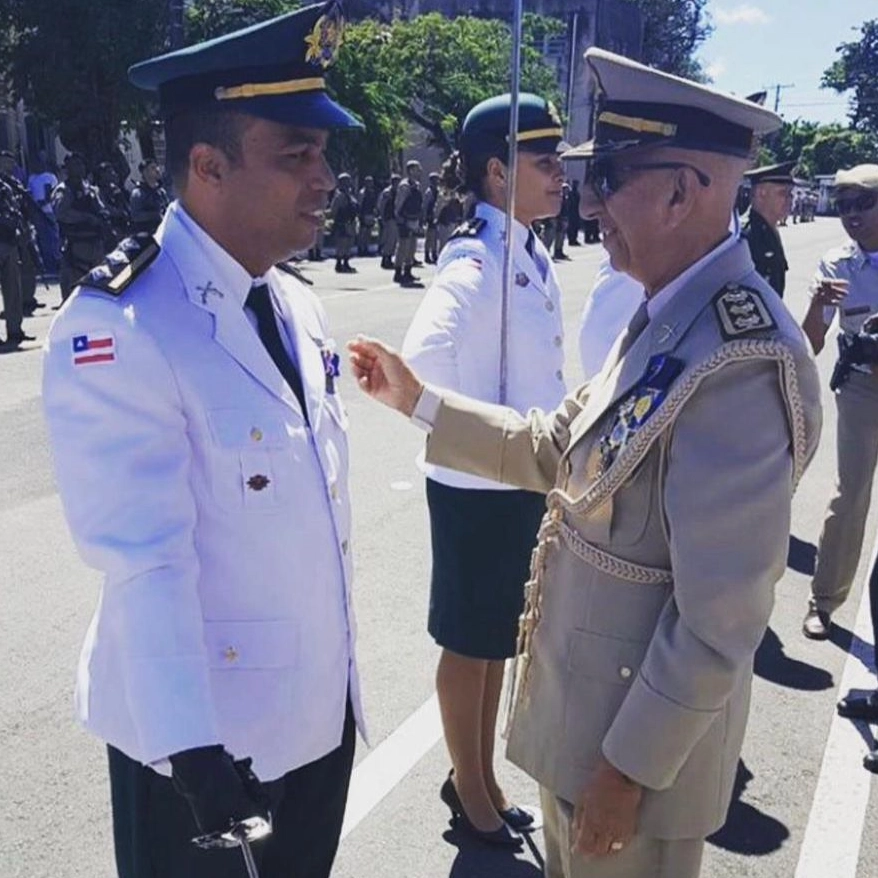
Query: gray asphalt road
[{"left": 1, "top": 217, "right": 875, "bottom": 878}]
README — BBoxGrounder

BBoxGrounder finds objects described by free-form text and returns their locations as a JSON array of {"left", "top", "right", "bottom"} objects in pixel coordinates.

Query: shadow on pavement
[
  {"left": 707, "top": 760, "right": 789, "bottom": 855},
  {"left": 787, "top": 535, "right": 817, "bottom": 576},
  {"left": 828, "top": 622, "right": 875, "bottom": 674},
  {"left": 443, "top": 824, "right": 543, "bottom": 878},
  {"left": 754, "top": 626, "right": 834, "bottom": 691}
]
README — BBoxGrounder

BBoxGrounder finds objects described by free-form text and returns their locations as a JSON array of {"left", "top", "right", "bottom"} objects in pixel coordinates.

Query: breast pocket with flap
[{"left": 206, "top": 409, "right": 295, "bottom": 511}]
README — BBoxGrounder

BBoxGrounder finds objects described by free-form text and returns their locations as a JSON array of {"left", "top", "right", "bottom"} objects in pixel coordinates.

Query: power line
[{"left": 763, "top": 82, "right": 795, "bottom": 113}]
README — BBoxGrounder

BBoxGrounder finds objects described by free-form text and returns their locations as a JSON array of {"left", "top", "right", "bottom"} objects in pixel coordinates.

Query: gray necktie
[{"left": 618, "top": 299, "right": 650, "bottom": 358}]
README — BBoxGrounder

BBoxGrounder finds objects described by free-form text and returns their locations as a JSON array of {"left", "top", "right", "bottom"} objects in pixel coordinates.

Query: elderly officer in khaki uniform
[
  {"left": 801, "top": 165, "right": 878, "bottom": 641},
  {"left": 349, "top": 48, "right": 822, "bottom": 878}
]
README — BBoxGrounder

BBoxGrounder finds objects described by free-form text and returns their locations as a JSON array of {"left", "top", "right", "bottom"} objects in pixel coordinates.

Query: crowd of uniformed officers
[{"left": 0, "top": 153, "right": 168, "bottom": 348}]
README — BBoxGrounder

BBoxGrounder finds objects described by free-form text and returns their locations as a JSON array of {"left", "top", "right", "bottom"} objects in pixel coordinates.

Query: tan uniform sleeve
[
  {"left": 424, "top": 388, "right": 585, "bottom": 494},
  {"left": 602, "top": 359, "right": 794, "bottom": 789}
]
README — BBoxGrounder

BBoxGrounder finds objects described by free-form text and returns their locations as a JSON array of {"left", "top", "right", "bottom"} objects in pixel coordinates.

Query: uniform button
[
  {"left": 330, "top": 483, "right": 339, "bottom": 500},
  {"left": 250, "top": 427, "right": 263, "bottom": 442},
  {"left": 341, "top": 539, "right": 349, "bottom": 555},
  {"left": 545, "top": 301, "right": 555, "bottom": 312},
  {"left": 619, "top": 666, "right": 633, "bottom": 680},
  {"left": 224, "top": 646, "right": 239, "bottom": 663},
  {"left": 556, "top": 370, "right": 564, "bottom": 381},
  {"left": 554, "top": 336, "right": 563, "bottom": 347}
]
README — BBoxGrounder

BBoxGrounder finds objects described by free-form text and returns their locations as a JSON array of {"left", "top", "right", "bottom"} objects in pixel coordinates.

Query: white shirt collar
[
  {"left": 474, "top": 200, "right": 532, "bottom": 247},
  {"left": 646, "top": 233, "right": 738, "bottom": 320},
  {"left": 168, "top": 201, "right": 265, "bottom": 308}
]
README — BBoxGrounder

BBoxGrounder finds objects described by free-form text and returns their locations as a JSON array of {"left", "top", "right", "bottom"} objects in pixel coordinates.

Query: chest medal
[{"left": 598, "top": 354, "right": 685, "bottom": 474}]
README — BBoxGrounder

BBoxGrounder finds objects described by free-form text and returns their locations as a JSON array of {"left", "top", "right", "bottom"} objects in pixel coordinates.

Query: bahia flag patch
[{"left": 72, "top": 333, "right": 116, "bottom": 366}]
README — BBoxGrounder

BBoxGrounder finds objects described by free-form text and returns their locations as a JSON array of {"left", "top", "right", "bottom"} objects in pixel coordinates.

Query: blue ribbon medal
[{"left": 599, "top": 354, "right": 685, "bottom": 472}]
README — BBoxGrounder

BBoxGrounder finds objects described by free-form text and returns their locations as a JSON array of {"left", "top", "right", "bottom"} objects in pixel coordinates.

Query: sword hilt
[{"left": 192, "top": 815, "right": 271, "bottom": 878}]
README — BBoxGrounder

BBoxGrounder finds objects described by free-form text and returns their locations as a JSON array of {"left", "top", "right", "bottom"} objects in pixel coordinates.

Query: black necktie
[
  {"left": 525, "top": 230, "right": 549, "bottom": 282},
  {"left": 245, "top": 284, "right": 309, "bottom": 423}
]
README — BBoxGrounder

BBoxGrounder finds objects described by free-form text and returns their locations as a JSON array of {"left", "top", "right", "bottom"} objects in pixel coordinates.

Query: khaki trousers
[
  {"left": 811, "top": 372, "right": 878, "bottom": 613},
  {"left": 541, "top": 788, "right": 705, "bottom": 878},
  {"left": 380, "top": 220, "right": 398, "bottom": 259}
]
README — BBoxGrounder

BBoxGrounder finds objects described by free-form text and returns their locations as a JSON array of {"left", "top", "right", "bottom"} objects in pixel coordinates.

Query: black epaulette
[
  {"left": 80, "top": 234, "right": 160, "bottom": 297},
  {"left": 713, "top": 283, "right": 777, "bottom": 341},
  {"left": 448, "top": 218, "right": 487, "bottom": 241},
  {"left": 275, "top": 260, "right": 314, "bottom": 286}
]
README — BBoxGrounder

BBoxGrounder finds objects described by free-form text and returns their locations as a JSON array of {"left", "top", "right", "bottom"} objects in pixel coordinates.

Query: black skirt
[{"left": 426, "top": 478, "right": 546, "bottom": 660}]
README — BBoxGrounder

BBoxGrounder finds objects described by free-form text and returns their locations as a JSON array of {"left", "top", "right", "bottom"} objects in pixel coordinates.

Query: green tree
[
  {"left": 367, "top": 12, "right": 564, "bottom": 155},
  {"left": 0, "top": 0, "right": 168, "bottom": 167},
  {"left": 822, "top": 19, "right": 878, "bottom": 134},
  {"left": 799, "top": 126, "right": 878, "bottom": 176},
  {"left": 185, "top": 0, "right": 301, "bottom": 43},
  {"left": 626, "top": 0, "right": 713, "bottom": 80}
]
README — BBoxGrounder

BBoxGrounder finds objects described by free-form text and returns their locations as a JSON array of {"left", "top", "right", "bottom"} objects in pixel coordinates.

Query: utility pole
[
  {"left": 764, "top": 83, "right": 795, "bottom": 114},
  {"left": 169, "top": 0, "right": 185, "bottom": 50}
]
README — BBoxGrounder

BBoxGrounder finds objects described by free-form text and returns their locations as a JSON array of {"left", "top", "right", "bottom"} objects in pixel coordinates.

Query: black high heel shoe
[
  {"left": 499, "top": 805, "right": 537, "bottom": 832},
  {"left": 439, "top": 774, "right": 523, "bottom": 849}
]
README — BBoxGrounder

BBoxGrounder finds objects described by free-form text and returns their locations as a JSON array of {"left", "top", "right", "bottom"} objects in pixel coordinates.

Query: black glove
[{"left": 169, "top": 745, "right": 270, "bottom": 836}]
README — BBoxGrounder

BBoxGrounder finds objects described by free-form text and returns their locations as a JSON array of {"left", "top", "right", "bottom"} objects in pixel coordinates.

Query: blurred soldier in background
[
  {"left": 377, "top": 174, "right": 400, "bottom": 269},
  {"left": 0, "top": 150, "right": 42, "bottom": 316},
  {"left": 96, "top": 162, "right": 131, "bottom": 249},
  {"left": 566, "top": 178, "right": 581, "bottom": 245},
  {"left": 357, "top": 175, "right": 378, "bottom": 256},
  {"left": 422, "top": 171, "right": 441, "bottom": 264},
  {"left": 552, "top": 182, "right": 570, "bottom": 260},
  {"left": 129, "top": 158, "right": 170, "bottom": 235},
  {"left": 52, "top": 153, "right": 109, "bottom": 303},
  {"left": 394, "top": 160, "right": 423, "bottom": 286},
  {"left": 0, "top": 173, "right": 31, "bottom": 346},
  {"left": 330, "top": 172, "right": 358, "bottom": 272}
]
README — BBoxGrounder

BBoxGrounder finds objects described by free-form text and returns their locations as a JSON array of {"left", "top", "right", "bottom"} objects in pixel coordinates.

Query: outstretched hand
[{"left": 347, "top": 336, "right": 423, "bottom": 416}]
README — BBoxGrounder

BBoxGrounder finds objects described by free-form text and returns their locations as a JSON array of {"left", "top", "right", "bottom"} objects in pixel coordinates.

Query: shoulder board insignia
[
  {"left": 449, "top": 218, "right": 487, "bottom": 240},
  {"left": 81, "top": 234, "right": 160, "bottom": 297},
  {"left": 275, "top": 260, "right": 314, "bottom": 286},
  {"left": 713, "top": 284, "right": 777, "bottom": 340}
]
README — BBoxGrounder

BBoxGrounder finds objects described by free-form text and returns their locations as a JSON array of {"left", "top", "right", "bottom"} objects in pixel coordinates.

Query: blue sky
[{"left": 698, "top": 1, "right": 875, "bottom": 126}]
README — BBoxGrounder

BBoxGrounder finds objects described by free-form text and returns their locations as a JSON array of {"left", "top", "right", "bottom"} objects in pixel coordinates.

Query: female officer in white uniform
[{"left": 402, "top": 93, "right": 568, "bottom": 848}]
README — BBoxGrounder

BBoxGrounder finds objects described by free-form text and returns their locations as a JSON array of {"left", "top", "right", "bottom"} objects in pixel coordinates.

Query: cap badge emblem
[
  {"left": 305, "top": 9, "right": 344, "bottom": 69},
  {"left": 547, "top": 101, "right": 562, "bottom": 127}
]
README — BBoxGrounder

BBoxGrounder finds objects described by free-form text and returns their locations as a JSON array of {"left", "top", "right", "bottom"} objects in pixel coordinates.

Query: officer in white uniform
[
  {"left": 402, "top": 93, "right": 568, "bottom": 848},
  {"left": 41, "top": 4, "right": 365, "bottom": 877}
]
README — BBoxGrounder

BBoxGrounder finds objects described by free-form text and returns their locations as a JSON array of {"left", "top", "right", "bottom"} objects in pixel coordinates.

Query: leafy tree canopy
[
  {"left": 0, "top": 0, "right": 168, "bottom": 167},
  {"left": 625, "top": 0, "right": 713, "bottom": 80},
  {"left": 822, "top": 19, "right": 878, "bottom": 135}
]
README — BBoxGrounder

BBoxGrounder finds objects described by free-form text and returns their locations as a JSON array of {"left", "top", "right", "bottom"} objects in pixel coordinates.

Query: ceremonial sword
[
  {"left": 498, "top": 0, "right": 525, "bottom": 406},
  {"left": 193, "top": 815, "right": 272, "bottom": 878}
]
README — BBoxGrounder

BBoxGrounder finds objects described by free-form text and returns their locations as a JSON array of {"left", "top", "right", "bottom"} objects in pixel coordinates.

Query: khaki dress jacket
[{"left": 422, "top": 240, "right": 822, "bottom": 840}]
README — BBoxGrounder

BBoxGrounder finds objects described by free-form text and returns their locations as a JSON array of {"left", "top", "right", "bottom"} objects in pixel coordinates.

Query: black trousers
[{"left": 109, "top": 703, "right": 356, "bottom": 878}]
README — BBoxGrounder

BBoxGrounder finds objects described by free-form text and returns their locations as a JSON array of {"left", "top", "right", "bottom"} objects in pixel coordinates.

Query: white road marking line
[
  {"left": 795, "top": 543, "right": 876, "bottom": 878},
  {"left": 341, "top": 693, "right": 443, "bottom": 840}
]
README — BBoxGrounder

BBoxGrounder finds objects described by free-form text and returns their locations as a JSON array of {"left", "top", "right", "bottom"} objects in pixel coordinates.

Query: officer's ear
[{"left": 189, "top": 143, "right": 228, "bottom": 189}]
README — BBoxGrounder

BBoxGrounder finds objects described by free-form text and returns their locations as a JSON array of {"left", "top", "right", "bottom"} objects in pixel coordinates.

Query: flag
[{"left": 72, "top": 333, "right": 116, "bottom": 366}]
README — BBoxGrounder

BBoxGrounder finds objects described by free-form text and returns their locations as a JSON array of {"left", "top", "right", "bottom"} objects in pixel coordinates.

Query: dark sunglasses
[
  {"left": 834, "top": 190, "right": 878, "bottom": 217},
  {"left": 584, "top": 159, "right": 712, "bottom": 201}
]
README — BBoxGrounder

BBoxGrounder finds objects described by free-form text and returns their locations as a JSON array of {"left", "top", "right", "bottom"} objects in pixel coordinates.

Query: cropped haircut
[{"left": 164, "top": 105, "right": 249, "bottom": 190}]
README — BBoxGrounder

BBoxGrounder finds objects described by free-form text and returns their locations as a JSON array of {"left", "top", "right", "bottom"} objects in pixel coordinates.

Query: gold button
[
  {"left": 224, "top": 646, "right": 239, "bottom": 663},
  {"left": 250, "top": 427, "right": 263, "bottom": 442},
  {"left": 619, "top": 666, "right": 632, "bottom": 680},
  {"left": 545, "top": 301, "right": 555, "bottom": 312}
]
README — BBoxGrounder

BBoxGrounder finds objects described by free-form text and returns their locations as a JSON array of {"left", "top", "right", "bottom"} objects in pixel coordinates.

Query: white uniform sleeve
[
  {"left": 42, "top": 298, "right": 220, "bottom": 762},
  {"left": 402, "top": 247, "right": 490, "bottom": 393}
]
